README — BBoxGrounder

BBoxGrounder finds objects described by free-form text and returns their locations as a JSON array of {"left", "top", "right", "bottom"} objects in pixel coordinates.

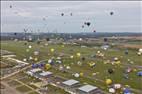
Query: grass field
[
  {"left": 1, "top": 40, "right": 142, "bottom": 93},
  {"left": 46, "top": 84, "right": 70, "bottom": 94},
  {"left": 16, "top": 85, "right": 32, "bottom": 93}
]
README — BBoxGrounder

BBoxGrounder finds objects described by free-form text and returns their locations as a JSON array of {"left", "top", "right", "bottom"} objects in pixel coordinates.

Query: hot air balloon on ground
[
  {"left": 104, "top": 38, "right": 108, "bottom": 42},
  {"left": 80, "top": 72, "right": 84, "bottom": 77},
  {"left": 109, "top": 88, "right": 115, "bottom": 93},
  {"left": 125, "top": 50, "right": 129, "bottom": 55},
  {"left": 123, "top": 88, "right": 131, "bottom": 94},
  {"left": 105, "top": 79, "right": 112, "bottom": 85},
  {"left": 45, "top": 64, "right": 51, "bottom": 70},
  {"left": 108, "top": 68, "right": 114, "bottom": 74},
  {"left": 50, "top": 48, "right": 55, "bottom": 52},
  {"left": 137, "top": 71, "right": 142, "bottom": 76},
  {"left": 76, "top": 53, "right": 81, "bottom": 57}
]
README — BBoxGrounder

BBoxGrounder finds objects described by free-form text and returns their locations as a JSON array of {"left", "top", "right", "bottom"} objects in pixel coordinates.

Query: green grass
[
  {"left": 7, "top": 80, "right": 21, "bottom": 86},
  {"left": 1, "top": 40, "right": 142, "bottom": 93},
  {"left": 28, "top": 91, "right": 39, "bottom": 94},
  {"left": 46, "top": 84, "right": 70, "bottom": 94},
  {"left": 16, "top": 85, "right": 32, "bottom": 93}
]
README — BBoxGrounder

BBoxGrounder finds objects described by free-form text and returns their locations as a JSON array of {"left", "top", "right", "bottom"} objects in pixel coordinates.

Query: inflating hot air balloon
[
  {"left": 70, "top": 55, "right": 74, "bottom": 59},
  {"left": 108, "top": 68, "right": 114, "bottom": 74},
  {"left": 45, "top": 64, "right": 51, "bottom": 70},
  {"left": 109, "top": 88, "right": 115, "bottom": 93},
  {"left": 80, "top": 72, "right": 84, "bottom": 77},
  {"left": 28, "top": 45, "right": 32, "bottom": 49},
  {"left": 76, "top": 53, "right": 81, "bottom": 57},
  {"left": 104, "top": 38, "right": 108, "bottom": 42},
  {"left": 106, "top": 79, "right": 112, "bottom": 85},
  {"left": 50, "top": 48, "right": 55, "bottom": 52},
  {"left": 125, "top": 50, "right": 129, "bottom": 55},
  {"left": 34, "top": 58, "right": 38, "bottom": 61},
  {"left": 81, "top": 57, "right": 85, "bottom": 61},
  {"left": 46, "top": 38, "right": 50, "bottom": 41},
  {"left": 74, "top": 73, "right": 80, "bottom": 78}
]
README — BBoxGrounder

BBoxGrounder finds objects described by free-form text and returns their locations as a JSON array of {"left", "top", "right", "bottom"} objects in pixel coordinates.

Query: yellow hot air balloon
[
  {"left": 125, "top": 85, "right": 130, "bottom": 87},
  {"left": 106, "top": 79, "right": 112, "bottom": 85},
  {"left": 80, "top": 72, "right": 84, "bottom": 77},
  {"left": 45, "top": 64, "right": 51, "bottom": 70},
  {"left": 61, "top": 45, "right": 64, "bottom": 47},
  {"left": 26, "top": 49, "right": 29, "bottom": 52},
  {"left": 133, "top": 69, "right": 137, "bottom": 72},
  {"left": 70, "top": 55, "right": 74, "bottom": 59},
  {"left": 115, "top": 61, "right": 121, "bottom": 65},
  {"left": 89, "top": 62, "right": 96, "bottom": 67},
  {"left": 34, "top": 58, "right": 38, "bottom": 61},
  {"left": 76, "top": 53, "right": 81, "bottom": 57},
  {"left": 50, "top": 48, "right": 55, "bottom": 52}
]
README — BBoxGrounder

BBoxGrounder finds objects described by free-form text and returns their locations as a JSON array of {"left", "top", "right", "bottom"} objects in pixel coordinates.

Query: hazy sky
[{"left": 1, "top": 1, "right": 142, "bottom": 33}]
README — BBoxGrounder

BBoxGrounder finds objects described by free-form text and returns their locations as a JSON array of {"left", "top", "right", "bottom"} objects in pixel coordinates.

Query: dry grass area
[{"left": 119, "top": 44, "right": 142, "bottom": 49}]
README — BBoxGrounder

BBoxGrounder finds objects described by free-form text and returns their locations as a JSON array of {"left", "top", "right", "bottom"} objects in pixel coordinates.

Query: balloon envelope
[
  {"left": 106, "top": 79, "right": 112, "bottom": 85},
  {"left": 110, "top": 12, "right": 114, "bottom": 15},
  {"left": 61, "top": 13, "right": 64, "bottom": 16}
]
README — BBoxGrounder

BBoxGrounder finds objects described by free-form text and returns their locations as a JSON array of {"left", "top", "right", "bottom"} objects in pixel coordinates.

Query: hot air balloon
[
  {"left": 76, "top": 53, "right": 81, "bottom": 57},
  {"left": 81, "top": 57, "right": 85, "bottom": 61},
  {"left": 50, "top": 48, "right": 55, "bottom": 52},
  {"left": 93, "top": 30, "right": 96, "bottom": 33},
  {"left": 24, "top": 42, "right": 27, "bottom": 45},
  {"left": 104, "top": 38, "right": 108, "bottom": 42},
  {"left": 45, "top": 64, "right": 51, "bottom": 70},
  {"left": 70, "top": 13, "right": 73, "bottom": 16},
  {"left": 61, "top": 13, "right": 64, "bottom": 16},
  {"left": 66, "top": 66, "right": 71, "bottom": 70},
  {"left": 46, "top": 38, "right": 50, "bottom": 41},
  {"left": 105, "top": 79, "right": 112, "bottom": 85},
  {"left": 14, "top": 33, "right": 17, "bottom": 35},
  {"left": 110, "top": 11, "right": 114, "bottom": 15},
  {"left": 10, "top": 5, "right": 12, "bottom": 8},
  {"left": 28, "top": 45, "right": 32, "bottom": 49},
  {"left": 108, "top": 68, "right": 114, "bottom": 74},
  {"left": 34, "top": 58, "right": 38, "bottom": 61},
  {"left": 86, "top": 22, "right": 91, "bottom": 27},
  {"left": 26, "top": 49, "right": 30, "bottom": 52},
  {"left": 125, "top": 50, "right": 129, "bottom": 55},
  {"left": 74, "top": 73, "right": 80, "bottom": 78},
  {"left": 70, "top": 55, "right": 74, "bottom": 59},
  {"left": 43, "top": 17, "right": 46, "bottom": 21},
  {"left": 123, "top": 88, "right": 131, "bottom": 94},
  {"left": 82, "top": 25, "right": 84, "bottom": 28},
  {"left": 80, "top": 72, "right": 84, "bottom": 77},
  {"left": 109, "top": 88, "right": 115, "bottom": 93}
]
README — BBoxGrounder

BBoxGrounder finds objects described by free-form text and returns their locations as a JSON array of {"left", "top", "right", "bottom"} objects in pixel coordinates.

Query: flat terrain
[{"left": 1, "top": 39, "right": 142, "bottom": 94}]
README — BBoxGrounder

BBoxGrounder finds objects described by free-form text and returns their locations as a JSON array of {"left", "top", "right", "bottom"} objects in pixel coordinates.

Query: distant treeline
[{"left": 1, "top": 32, "right": 142, "bottom": 41}]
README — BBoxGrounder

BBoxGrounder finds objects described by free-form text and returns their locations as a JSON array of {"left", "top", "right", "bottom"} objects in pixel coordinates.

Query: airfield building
[
  {"left": 77, "top": 85, "right": 104, "bottom": 94},
  {"left": 39, "top": 71, "right": 53, "bottom": 78},
  {"left": 62, "top": 79, "right": 80, "bottom": 88},
  {"left": 62, "top": 79, "right": 80, "bottom": 93}
]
